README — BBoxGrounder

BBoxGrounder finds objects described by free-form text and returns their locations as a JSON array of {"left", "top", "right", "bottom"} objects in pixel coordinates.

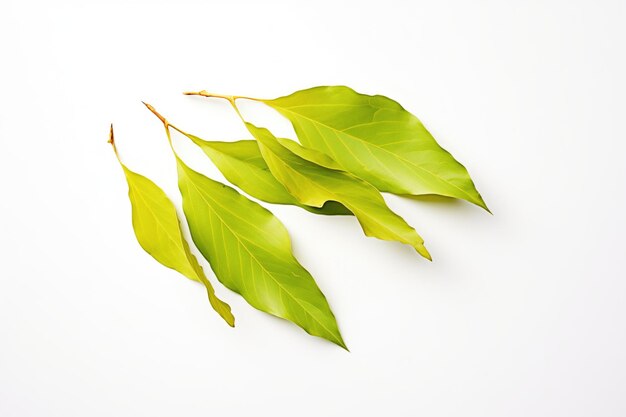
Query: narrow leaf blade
[
  {"left": 175, "top": 157, "right": 346, "bottom": 348},
  {"left": 112, "top": 147, "right": 234, "bottom": 326},
  {"left": 181, "top": 133, "right": 350, "bottom": 216},
  {"left": 246, "top": 123, "right": 432, "bottom": 260}
]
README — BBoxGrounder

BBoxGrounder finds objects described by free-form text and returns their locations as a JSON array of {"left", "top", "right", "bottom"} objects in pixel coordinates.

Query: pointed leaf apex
[{"left": 336, "top": 336, "right": 349, "bottom": 351}]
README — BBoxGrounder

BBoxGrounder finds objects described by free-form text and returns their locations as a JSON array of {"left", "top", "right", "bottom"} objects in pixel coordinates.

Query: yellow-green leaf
[
  {"left": 276, "top": 137, "right": 342, "bottom": 170},
  {"left": 263, "top": 86, "right": 489, "bottom": 211},
  {"left": 109, "top": 127, "right": 234, "bottom": 326},
  {"left": 179, "top": 131, "right": 350, "bottom": 215},
  {"left": 175, "top": 155, "right": 347, "bottom": 348},
  {"left": 246, "top": 122, "right": 432, "bottom": 260}
]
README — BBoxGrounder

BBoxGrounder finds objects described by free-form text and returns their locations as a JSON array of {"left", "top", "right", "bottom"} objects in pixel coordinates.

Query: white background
[{"left": 1, "top": 0, "right": 625, "bottom": 415}]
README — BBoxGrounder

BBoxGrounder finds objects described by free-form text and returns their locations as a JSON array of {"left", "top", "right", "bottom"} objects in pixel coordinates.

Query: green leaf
[
  {"left": 175, "top": 155, "right": 347, "bottom": 348},
  {"left": 262, "top": 86, "right": 489, "bottom": 211},
  {"left": 178, "top": 131, "right": 350, "bottom": 216},
  {"left": 245, "top": 122, "right": 432, "bottom": 260},
  {"left": 109, "top": 127, "right": 235, "bottom": 327},
  {"left": 276, "top": 137, "right": 342, "bottom": 170}
]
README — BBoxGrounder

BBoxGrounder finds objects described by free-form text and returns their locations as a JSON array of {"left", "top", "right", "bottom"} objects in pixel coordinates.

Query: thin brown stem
[
  {"left": 182, "top": 91, "right": 250, "bottom": 124},
  {"left": 182, "top": 90, "right": 264, "bottom": 103},
  {"left": 142, "top": 101, "right": 169, "bottom": 127},
  {"left": 142, "top": 101, "right": 178, "bottom": 155},
  {"left": 108, "top": 124, "right": 122, "bottom": 163}
]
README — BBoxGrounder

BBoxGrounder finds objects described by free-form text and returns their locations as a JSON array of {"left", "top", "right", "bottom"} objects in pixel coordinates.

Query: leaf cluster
[{"left": 110, "top": 86, "right": 488, "bottom": 349}]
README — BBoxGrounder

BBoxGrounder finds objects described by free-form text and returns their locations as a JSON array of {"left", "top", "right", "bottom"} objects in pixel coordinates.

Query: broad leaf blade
[
  {"left": 246, "top": 123, "right": 432, "bottom": 260},
  {"left": 112, "top": 142, "right": 234, "bottom": 326},
  {"left": 263, "top": 86, "right": 488, "bottom": 211},
  {"left": 175, "top": 156, "right": 346, "bottom": 348},
  {"left": 181, "top": 132, "right": 350, "bottom": 216}
]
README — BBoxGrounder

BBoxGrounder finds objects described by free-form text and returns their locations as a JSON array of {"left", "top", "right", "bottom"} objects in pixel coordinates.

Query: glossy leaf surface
[
  {"left": 178, "top": 131, "right": 350, "bottom": 215},
  {"left": 263, "top": 86, "right": 488, "bottom": 210},
  {"left": 175, "top": 155, "right": 346, "bottom": 348},
  {"left": 246, "top": 123, "right": 432, "bottom": 260},
  {"left": 109, "top": 130, "right": 234, "bottom": 326}
]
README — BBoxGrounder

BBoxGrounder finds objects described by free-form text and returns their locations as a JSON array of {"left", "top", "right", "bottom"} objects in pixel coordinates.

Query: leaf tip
[
  {"left": 417, "top": 244, "right": 432, "bottom": 261},
  {"left": 472, "top": 193, "right": 492, "bottom": 214},
  {"left": 221, "top": 306, "right": 236, "bottom": 328},
  {"left": 223, "top": 313, "right": 235, "bottom": 328},
  {"left": 330, "top": 331, "right": 349, "bottom": 351}
]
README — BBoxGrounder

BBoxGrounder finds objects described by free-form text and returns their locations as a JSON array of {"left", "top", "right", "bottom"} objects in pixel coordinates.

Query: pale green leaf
[
  {"left": 109, "top": 129, "right": 235, "bottom": 327},
  {"left": 175, "top": 155, "right": 346, "bottom": 348},
  {"left": 263, "top": 86, "right": 489, "bottom": 211},
  {"left": 246, "top": 122, "right": 432, "bottom": 260},
  {"left": 179, "top": 131, "right": 350, "bottom": 215}
]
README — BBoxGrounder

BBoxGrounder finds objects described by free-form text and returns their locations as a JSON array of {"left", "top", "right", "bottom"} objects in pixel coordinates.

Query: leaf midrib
[
  {"left": 203, "top": 145, "right": 299, "bottom": 204},
  {"left": 274, "top": 106, "right": 478, "bottom": 203},
  {"left": 129, "top": 182, "right": 199, "bottom": 279},
  {"left": 272, "top": 154, "right": 425, "bottom": 250},
  {"left": 181, "top": 171, "right": 340, "bottom": 343}
]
